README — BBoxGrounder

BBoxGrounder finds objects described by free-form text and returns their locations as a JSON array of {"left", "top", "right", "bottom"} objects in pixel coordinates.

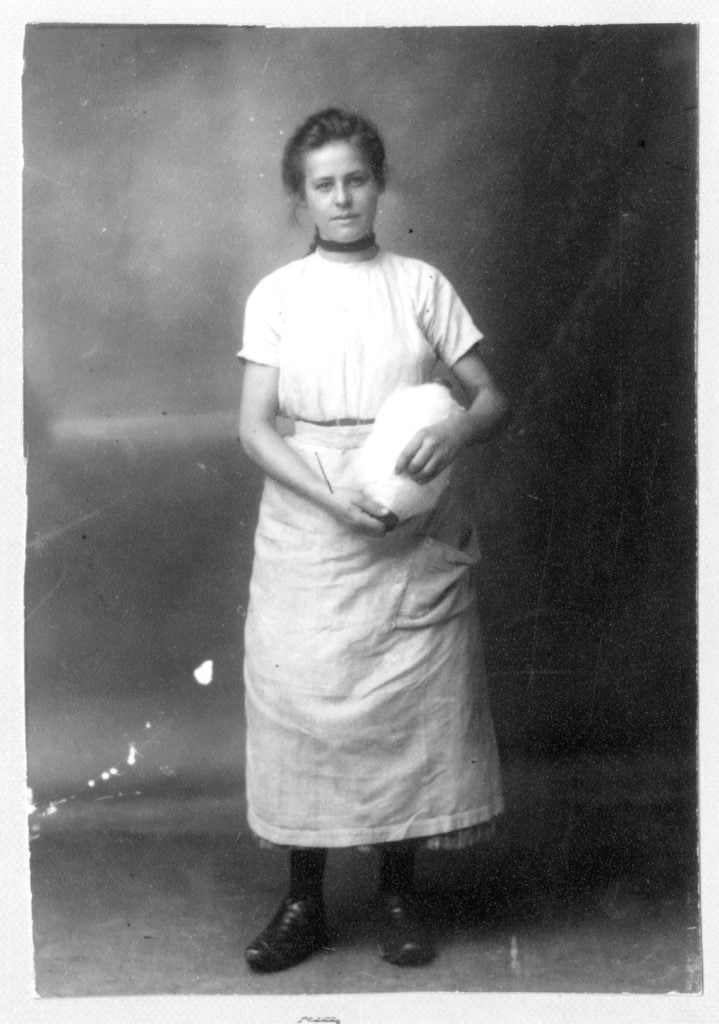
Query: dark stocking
[
  {"left": 288, "top": 848, "right": 327, "bottom": 901},
  {"left": 378, "top": 846, "right": 416, "bottom": 897},
  {"left": 245, "top": 849, "right": 328, "bottom": 972}
]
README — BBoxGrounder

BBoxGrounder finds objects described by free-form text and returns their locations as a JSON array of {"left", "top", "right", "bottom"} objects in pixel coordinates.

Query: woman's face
[{"left": 301, "top": 139, "right": 381, "bottom": 244}]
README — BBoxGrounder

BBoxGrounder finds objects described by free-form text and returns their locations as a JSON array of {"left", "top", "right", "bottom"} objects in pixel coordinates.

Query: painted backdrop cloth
[{"left": 239, "top": 250, "right": 504, "bottom": 847}]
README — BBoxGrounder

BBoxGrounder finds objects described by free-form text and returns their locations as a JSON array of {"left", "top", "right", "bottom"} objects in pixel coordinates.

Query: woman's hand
[
  {"left": 394, "top": 417, "right": 468, "bottom": 483},
  {"left": 326, "top": 487, "right": 395, "bottom": 535},
  {"left": 395, "top": 348, "right": 512, "bottom": 484},
  {"left": 239, "top": 365, "right": 398, "bottom": 534}
]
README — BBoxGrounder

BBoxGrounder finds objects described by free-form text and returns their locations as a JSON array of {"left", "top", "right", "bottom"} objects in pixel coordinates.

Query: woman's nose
[{"left": 335, "top": 183, "right": 350, "bottom": 206}]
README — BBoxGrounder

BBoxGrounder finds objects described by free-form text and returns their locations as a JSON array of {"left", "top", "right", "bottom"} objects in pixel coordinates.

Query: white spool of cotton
[{"left": 354, "top": 383, "right": 463, "bottom": 522}]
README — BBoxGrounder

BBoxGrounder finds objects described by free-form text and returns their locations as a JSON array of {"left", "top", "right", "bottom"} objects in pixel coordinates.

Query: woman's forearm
[
  {"left": 449, "top": 346, "right": 512, "bottom": 447},
  {"left": 240, "top": 419, "right": 390, "bottom": 535},
  {"left": 238, "top": 362, "right": 388, "bottom": 534},
  {"left": 455, "top": 382, "right": 512, "bottom": 447},
  {"left": 394, "top": 350, "right": 511, "bottom": 482},
  {"left": 240, "top": 420, "right": 334, "bottom": 509}
]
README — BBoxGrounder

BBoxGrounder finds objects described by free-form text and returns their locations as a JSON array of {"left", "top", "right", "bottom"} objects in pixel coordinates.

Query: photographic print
[{"left": 21, "top": 17, "right": 699, "bottom": 1009}]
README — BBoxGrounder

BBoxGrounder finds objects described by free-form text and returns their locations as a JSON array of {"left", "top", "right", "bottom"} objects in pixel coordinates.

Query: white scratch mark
[
  {"left": 24, "top": 164, "right": 72, "bottom": 187},
  {"left": 127, "top": 744, "right": 139, "bottom": 766},
  {"left": 589, "top": 439, "right": 641, "bottom": 715},
  {"left": 194, "top": 660, "right": 213, "bottom": 686},
  {"left": 510, "top": 934, "right": 520, "bottom": 973},
  {"left": 24, "top": 566, "right": 69, "bottom": 622},
  {"left": 27, "top": 788, "right": 36, "bottom": 815},
  {"left": 27, "top": 494, "right": 127, "bottom": 551},
  {"left": 109, "top": 767, "right": 119, "bottom": 776},
  {"left": 527, "top": 494, "right": 556, "bottom": 693}
]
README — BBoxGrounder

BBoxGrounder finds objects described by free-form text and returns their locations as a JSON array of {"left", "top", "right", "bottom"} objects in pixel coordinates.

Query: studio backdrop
[{"left": 24, "top": 24, "right": 696, "bottom": 817}]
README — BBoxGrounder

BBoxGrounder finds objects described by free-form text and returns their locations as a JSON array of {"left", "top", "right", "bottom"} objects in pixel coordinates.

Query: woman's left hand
[
  {"left": 394, "top": 349, "right": 512, "bottom": 482},
  {"left": 394, "top": 417, "right": 468, "bottom": 483}
]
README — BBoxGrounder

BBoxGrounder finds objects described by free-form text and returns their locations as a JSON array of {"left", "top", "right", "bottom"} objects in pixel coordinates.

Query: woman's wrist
[
  {"left": 451, "top": 411, "right": 487, "bottom": 449},
  {"left": 457, "top": 392, "right": 511, "bottom": 446}
]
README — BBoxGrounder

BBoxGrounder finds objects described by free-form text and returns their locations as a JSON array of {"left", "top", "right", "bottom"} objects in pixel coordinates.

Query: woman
[{"left": 238, "top": 107, "right": 510, "bottom": 973}]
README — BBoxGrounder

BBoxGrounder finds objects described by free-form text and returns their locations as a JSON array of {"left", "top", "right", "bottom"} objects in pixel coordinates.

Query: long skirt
[{"left": 243, "top": 421, "right": 503, "bottom": 848}]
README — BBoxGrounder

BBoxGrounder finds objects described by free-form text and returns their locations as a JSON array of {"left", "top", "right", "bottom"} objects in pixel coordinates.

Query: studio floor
[{"left": 29, "top": 752, "right": 700, "bottom": 998}]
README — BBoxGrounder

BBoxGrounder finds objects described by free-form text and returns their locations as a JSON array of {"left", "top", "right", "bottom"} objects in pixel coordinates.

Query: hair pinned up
[{"left": 281, "top": 107, "right": 387, "bottom": 198}]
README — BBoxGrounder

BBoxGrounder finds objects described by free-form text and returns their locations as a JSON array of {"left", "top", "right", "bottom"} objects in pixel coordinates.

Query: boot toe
[{"left": 245, "top": 897, "right": 328, "bottom": 973}]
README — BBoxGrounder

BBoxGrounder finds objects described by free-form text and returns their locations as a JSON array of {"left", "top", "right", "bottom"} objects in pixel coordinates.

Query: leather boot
[
  {"left": 246, "top": 895, "right": 328, "bottom": 972},
  {"left": 378, "top": 891, "right": 436, "bottom": 967}
]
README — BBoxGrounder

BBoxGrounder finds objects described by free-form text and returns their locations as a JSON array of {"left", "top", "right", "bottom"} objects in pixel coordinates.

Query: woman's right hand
[
  {"left": 239, "top": 366, "right": 397, "bottom": 535},
  {"left": 326, "top": 487, "right": 394, "bottom": 535}
]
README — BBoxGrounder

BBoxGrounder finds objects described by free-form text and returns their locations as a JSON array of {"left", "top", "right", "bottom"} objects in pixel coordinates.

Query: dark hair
[{"left": 281, "top": 106, "right": 387, "bottom": 197}]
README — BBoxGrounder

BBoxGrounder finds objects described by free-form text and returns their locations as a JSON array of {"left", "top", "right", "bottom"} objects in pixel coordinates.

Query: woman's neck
[{"left": 314, "top": 230, "right": 378, "bottom": 263}]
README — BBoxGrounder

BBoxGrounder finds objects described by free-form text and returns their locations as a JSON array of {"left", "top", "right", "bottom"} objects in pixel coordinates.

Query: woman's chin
[{"left": 329, "top": 220, "right": 366, "bottom": 240}]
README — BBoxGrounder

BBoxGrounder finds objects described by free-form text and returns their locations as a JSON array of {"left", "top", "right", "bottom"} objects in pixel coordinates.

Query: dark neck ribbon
[{"left": 313, "top": 230, "right": 377, "bottom": 253}]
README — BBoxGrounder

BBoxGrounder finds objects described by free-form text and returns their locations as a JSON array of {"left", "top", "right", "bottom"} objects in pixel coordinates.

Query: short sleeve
[
  {"left": 237, "top": 275, "right": 282, "bottom": 367},
  {"left": 419, "top": 265, "right": 483, "bottom": 367}
]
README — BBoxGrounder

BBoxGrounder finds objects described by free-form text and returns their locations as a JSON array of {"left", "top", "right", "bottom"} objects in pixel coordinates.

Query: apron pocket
[{"left": 394, "top": 529, "right": 479, "bottom": 626}]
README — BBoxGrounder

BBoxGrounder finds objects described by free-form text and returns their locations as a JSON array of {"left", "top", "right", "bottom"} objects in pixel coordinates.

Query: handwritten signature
[{"left": 297, "top": 1018, "right": 340, "bottom": 1024}]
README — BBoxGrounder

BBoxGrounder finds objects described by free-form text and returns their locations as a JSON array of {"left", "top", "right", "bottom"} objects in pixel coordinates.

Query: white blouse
[{"left": 239, "top": 250, "right": 482, "bottom": 421}]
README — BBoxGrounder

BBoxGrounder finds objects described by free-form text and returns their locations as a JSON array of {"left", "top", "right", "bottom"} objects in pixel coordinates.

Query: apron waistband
[
  {"left": 291, "top": 419, "right": 374, "bottom": 448},
  {"left": 294, "top": 416, "right": 375, "bottom": 427}
]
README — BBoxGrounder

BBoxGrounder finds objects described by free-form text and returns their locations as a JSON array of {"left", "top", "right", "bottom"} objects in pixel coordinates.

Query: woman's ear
[{"left": 288, "top": 194, "right": 306, "bottom": 227}]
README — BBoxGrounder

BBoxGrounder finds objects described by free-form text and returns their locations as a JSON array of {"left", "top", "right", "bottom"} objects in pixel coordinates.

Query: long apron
[{"left": 244, "top": 421, "right": 503, "bottom": 848}]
